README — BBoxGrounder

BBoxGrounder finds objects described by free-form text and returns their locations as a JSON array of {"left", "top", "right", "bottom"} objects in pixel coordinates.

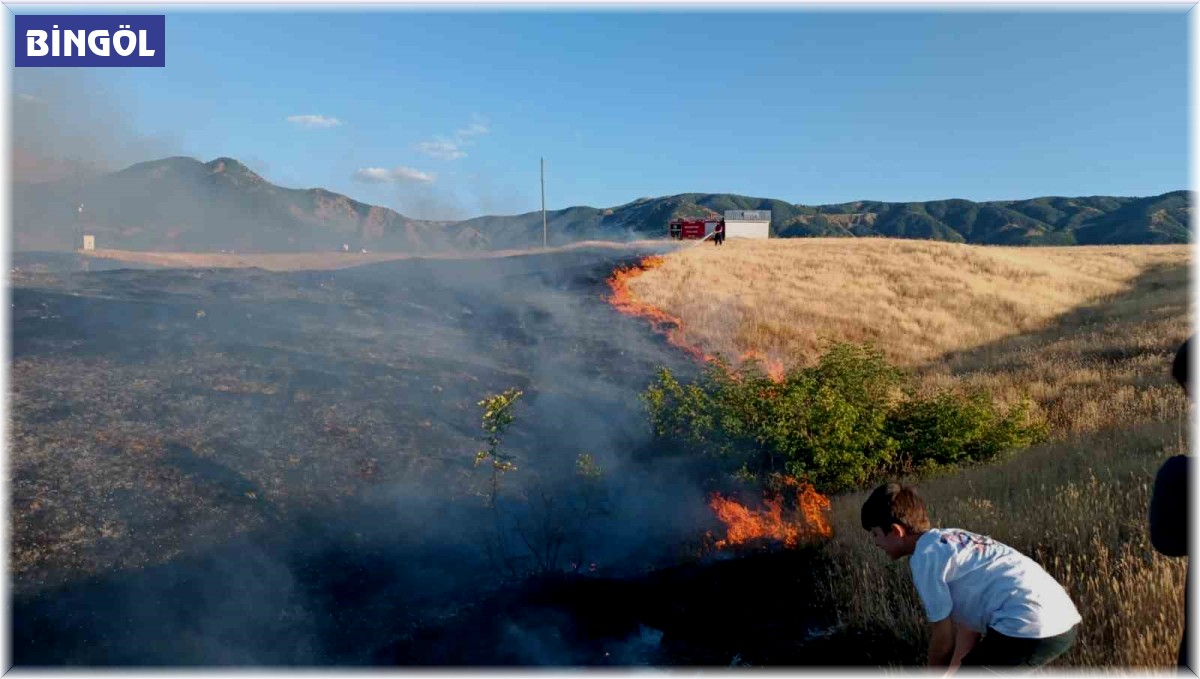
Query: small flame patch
[
  {"left": 738, "top": 349, "right": 786, "bottom": 383},
  {"left": 708, "top": 477, "right": 832, "bottom": 549}
]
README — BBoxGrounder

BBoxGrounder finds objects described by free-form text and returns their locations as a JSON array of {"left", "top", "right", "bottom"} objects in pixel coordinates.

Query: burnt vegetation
[
  {"left": 13, "top": 247, "right": 914, "bottom": 667},
  {"left": 11, "top": 248, "right": 735, "bottom": 665}
]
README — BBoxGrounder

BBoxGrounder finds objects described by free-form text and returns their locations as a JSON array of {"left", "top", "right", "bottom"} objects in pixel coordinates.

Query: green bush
[
  {"left": 887, "top": 391, "right": 1048, "bottom": 473},
  {"left": 642, "top": 342, "right": 1048, "bottom": 494}
]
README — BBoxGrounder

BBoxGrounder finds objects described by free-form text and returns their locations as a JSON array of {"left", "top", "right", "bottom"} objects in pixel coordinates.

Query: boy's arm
[
  {"left": 947, "top": 625, "right": 980, "bottom": 673},
  {"left": 926, "top": 617, "right": 955, "bottom": 667},
  {"left": 910, "top": 539, "right": 957, "bottom": 668}
]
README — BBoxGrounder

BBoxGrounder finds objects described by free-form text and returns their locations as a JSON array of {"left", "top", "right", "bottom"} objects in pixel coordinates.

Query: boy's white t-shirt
[{"left": 909, "top": 528, "right": 1081, "bottom": 638}]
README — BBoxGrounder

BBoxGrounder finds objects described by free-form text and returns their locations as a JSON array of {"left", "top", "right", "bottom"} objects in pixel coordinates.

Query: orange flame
[
  {"left": 606, "top": 256, "right": 710, "bottom": 361},
  {"left": 606, "top": 257, "right": 787, "bottom": 380},
  {"left": 708, "top": 478, "right": 832, "bottom": 549},
  {"left": 738, "top": 349, "right": 786, "bottom": 383}
]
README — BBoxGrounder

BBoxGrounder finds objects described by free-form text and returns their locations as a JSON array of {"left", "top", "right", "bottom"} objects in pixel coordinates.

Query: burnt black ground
[{"left": 10, "top": 247, "right": 858, "bottom": 666}]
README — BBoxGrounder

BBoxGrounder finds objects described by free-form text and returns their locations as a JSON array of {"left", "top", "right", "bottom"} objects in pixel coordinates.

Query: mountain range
[{"left": 12, "top": 156, "right": 1191, "bottom": 252}]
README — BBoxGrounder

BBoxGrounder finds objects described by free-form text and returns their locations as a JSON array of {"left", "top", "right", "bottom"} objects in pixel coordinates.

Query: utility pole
[
  {"left": 541, "top": 157, "right": 547, "bottom": 249},
  {"left": 76, "top": 202, "right": 89, "bottom": 275}
]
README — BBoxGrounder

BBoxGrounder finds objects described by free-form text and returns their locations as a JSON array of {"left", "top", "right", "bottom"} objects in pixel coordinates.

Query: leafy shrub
[
  {"left": 643, "top": 342, "right": 1048, "bottom": 494},
  {"left": 887, "top": 390, "right": 1048, "bottom": 473}
]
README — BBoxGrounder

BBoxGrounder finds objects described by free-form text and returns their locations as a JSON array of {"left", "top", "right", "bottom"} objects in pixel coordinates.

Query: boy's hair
[
  {"left": 861, "top": 483, "right": 931, "bottom": 534},
  {"left": 1172, "top": 337, "right": 1190, "bottom": 393}
]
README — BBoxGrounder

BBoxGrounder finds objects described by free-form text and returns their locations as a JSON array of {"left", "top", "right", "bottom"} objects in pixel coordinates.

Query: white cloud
[
  {"left": 455, "top": 117, "right": 489, "bottom": 140},
  {"left": 415, "top": 115, "right": 489, "bottom": 161},
  {"left": 353, "top": 166, "right": 435, "bottom": 184},
  {"left": 415, "top": 138, "right": 466, "bottom": 161},
  {"left": 16, "top": 93, "right": 46, "bottom": 105},
  {"left": 286, "top": 114, "right": 342, "bottom": 129}
]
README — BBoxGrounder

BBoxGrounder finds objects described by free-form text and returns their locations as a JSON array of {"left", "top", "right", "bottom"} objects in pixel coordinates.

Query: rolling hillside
[
  {"left": 12, "top": 157, "right": 472, "bottom": 252},
  {"left": 12, "top": 156, "right": 1190, "bottom": 252}
]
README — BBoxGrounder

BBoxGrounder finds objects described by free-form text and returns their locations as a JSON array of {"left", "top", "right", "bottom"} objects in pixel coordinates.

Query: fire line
[
  {"left": 605, "top": 255, "right": 786, "bottom": 380},
  {"left": 605, "top": 256, "right": 709, "bottom": 362},
  {"left": 605, "top": 257, "right": 830, "bottom": 549}
]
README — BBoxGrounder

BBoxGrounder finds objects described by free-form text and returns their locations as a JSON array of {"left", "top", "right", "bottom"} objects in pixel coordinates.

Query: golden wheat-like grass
[
  {"left": 626, "top": 238, "right": 1188, "bottom": 370},
  {"left": 632, "top": 236, "right": 1192, "bottom": 668},
  {"left": 823, "top": 421, "right": 1189, "bottom": 667}
]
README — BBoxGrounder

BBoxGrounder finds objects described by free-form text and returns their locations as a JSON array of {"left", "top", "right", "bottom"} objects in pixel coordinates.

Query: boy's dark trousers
[{"left": 960, "top": 625, "right": 1078, "bottom": 670}]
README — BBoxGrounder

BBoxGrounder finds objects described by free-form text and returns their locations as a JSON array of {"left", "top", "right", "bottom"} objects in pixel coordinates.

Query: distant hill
[
  {"left": 12, "top": 156, "right": 1191, "bottom": 251},
  {"left": 589, "top": 191, "right": 1191, "bottom": 246},
  {"left": 796, "top": 192, "right": 1192, "bottom": 245},
  {"left": 12, "top": 157, "right": 471, "bottom": 252}
]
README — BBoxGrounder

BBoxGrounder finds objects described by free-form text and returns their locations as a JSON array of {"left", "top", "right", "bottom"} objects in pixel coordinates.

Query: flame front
[
  {"left": 606, "top": 256, "right": 709, "bottom": 361},
  {"left": 606, "top": 256, "right": 785, "bottom": 380},
  {"left": 608, "top": 257, "right": 826, "bottom": 551},
  {"left": 708, "top": 479, "right": 832, "bottom": 549}
]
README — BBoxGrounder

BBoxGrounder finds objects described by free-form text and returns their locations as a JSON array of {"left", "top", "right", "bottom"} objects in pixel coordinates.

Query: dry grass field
[
  {"left": 627, "top": 238, "right": 1187, "bottom": 371},
  {"left": 628, "top": 237, "right": 1192, "bottom": 667}
]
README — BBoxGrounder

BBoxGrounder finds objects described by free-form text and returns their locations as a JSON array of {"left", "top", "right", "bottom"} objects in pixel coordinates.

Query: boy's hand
[{"left": 926, "top": 618, "right": 955, "bottom": 668}]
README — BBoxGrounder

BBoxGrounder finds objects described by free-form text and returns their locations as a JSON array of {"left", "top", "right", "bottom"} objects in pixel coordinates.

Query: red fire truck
[{"left": 668, "top": 218, "right": 722, "bottom": 240}]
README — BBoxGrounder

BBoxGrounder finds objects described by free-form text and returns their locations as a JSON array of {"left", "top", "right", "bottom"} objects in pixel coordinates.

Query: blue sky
[{"left": 11, "top": 8, "right": 1190, "bottom": 220}]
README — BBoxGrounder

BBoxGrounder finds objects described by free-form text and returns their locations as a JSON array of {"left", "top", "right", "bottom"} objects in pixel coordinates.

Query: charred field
[{"left": 9, "top": 247, "right": 847, "bottom": 666}]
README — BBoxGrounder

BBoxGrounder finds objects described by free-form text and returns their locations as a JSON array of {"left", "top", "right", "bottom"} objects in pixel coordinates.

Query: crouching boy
[{"left": 861, "top": 483, "right": 1081, "bottom": 672}]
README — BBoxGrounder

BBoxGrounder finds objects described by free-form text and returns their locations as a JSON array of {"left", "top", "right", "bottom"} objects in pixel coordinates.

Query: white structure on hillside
[
  {"left": 82, "top": 235, "right": 95, "bottom": 251},
  {"left": 723, "top": 210, "right": 771, "bottom": 239}
]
